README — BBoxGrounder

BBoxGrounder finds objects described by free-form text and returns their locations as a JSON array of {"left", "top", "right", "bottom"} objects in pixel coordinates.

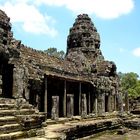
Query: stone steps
[
  {"left": 0, "top": 104, "right": 15, "bottom": 109},
  {"left": 0, "top": 98, "right": 45, "bottom": 139},
  {"left": 0, "top": 123, "right": 21, "bottom": 134},
  {"left": 0, "top": 116, "right": 17, "bottom": 126},
  {"left": 0, "top": 131, "right": 26, "bottom": 140},
  {"left": 0, "top": 128, "right": 45, "bottom": 140},
  {"left": 16, "top": 114, "right": 45, "bottom": 130},
  {"left": 0, "top": 109, "right": 36, "bottom": 117}
]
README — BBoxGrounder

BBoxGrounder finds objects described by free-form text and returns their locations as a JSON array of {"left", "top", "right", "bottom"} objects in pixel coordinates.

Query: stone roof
[{"left": 0, "top": 10, "right": 119, "bottom": 91}]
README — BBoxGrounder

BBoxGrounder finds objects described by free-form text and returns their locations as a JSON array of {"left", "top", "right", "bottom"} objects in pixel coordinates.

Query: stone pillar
[
  {"left": 92, "top": 94, "right": 98, "bottom": 115},
  {"left": 97, "top": 93, "right": 105, "bottom": 116},
  {"left": 116, "top": 93, "right": 123, "bottom": 114},
  {"left": 12, "top": 67, "right": 24, "bottom": 98},
  {"left": 95, "top": 98, "right": 98, "bottom": 115},
  {"left": 88, "top": 85, "right": 91, "bottom": 114},
  {"left": 79, "top": 82, "right": 81, "bottom": 115},
  {"left": 51, "top": 96, "right": 59, "bottom": 120},
  {"left": 109, "top": 95, "right": 114, "bottom": 112},
  {"left": 36, "top": 94, "right": 41, "bottom": 111},
  {"left": 67, "top": 94, "right": 74, "bottom": 118},
  {"left": 44, "top": 76, "right": 47, "bottom": 113},
  {"left": 114, "top": 95, "right": 117, "bottom": 111},
  {"left": 63, "top": 80, "right": 66, "bottom": 117},
  {"left": 125, "top": 92, "right": 129, "bottom": 112},
  {"left": 81, "top": 94, "right": 87, "bottom": 117},
  {"left": 107, "top": 95, "right": 112, "bottom": 112},
  {"left": 0, "top": 75, "right": 2, "bottom": 95}
]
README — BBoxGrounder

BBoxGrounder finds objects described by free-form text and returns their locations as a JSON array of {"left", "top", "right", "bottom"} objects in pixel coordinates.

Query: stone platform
[{"left": 19, "top": 113, "right": 140, "bottom": 140}]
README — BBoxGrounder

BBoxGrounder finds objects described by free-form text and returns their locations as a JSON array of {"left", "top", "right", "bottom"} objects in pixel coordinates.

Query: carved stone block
[
  {"left": 81, "top": 94, "right": 87, "bottom": 117},
  {"left": 67, "top": 94, "right": 74, "bottom": 118},
  {"left": 51, "top": 96, "right": 59, "bottom": 120}
]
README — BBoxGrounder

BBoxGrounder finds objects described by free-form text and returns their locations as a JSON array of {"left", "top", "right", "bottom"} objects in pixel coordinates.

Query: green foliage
[
  {"left": 119, "top": 72, "right": 140, "bottom": 99},
  {"left": 44, "top": 47, "right": 65, "bottom": 59}
]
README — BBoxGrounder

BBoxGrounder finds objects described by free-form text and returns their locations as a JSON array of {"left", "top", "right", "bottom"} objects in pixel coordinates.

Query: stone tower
[
  {"left": 0, "top": 10, "right": 12, "bottom": 47},
  {"left": 66, "top": 14, "right": 104, "bottom": 73},
  {"left": 67, "top": 14, "right": 100, "bottom": 51}
]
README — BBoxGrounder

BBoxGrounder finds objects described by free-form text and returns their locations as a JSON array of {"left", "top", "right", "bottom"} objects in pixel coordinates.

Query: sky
[{"left": 0, "top": 0, "right": 140, "bottom": 76}]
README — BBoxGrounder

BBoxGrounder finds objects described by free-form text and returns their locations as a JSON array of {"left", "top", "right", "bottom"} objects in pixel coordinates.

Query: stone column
[
  {"left": 81, "top": 94, "right": 87, "bottom": 117},
  {"left": 88, "top": 85, "right": 91, "bottom": 114},
  {"left": 63, "top": 80, "right": 66, "bottom": 117},
  {"left": 79, "top": 82, "right": 81, "bottom": 115},
  {"left": 67, "top": 94, "right": 74, "bottom": 118},
  {"left": 125, "top": 92, "right": 129, "bottom": 112},
  {"left": 109, "top": 95, "right": 114, "bottom": 112},
  {"left": 44, "top": 76, "right": 47, "bottom": 113},
  {"left": 0, "top": 75, "right": 2, "bottom": 95},
  {"left": 51, "top": 96, "right": 59, "bottom": 120},
  {"left": 97, "top": 93, "right": 105, "bottom": 116},
  {"left": 36, "top": 93, "right": 41, "bottom": 111},
  {"left": 95, "top": 98, "right": 98, "bottom": 115},
  {"left": 116, "top": 93, "right": 123, "bottom": 114},
  {"left": 12, "top": 67, "right": 24, "bottom": 98},
  {"left": 114, "top": 95, "right": 117, "bottom": 111},
  {"left": 107, "top": 95, "right": 112, "bottom": 112},
  {"left": 92, "top": 94, "right": 98, "bottom": 115}
]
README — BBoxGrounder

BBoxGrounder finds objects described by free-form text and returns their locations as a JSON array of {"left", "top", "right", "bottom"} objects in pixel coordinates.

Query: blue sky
[{"left": 0, "top": 0, "right": 140, "bottom": 75}]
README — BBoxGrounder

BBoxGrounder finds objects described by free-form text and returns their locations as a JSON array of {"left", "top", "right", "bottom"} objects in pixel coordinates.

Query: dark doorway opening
[
  {"left": 2, "top": 63, "right": 14, "bottom": 98},
  {"left": 29, "top": 79, "right": 44, "bottom": 112},
  {"left": 47, "top": 77, "right": 64, "bottom": 118},
  {"left": 81, "top": 83, "right": 90, "bottom": 114},
  {"left": 105, "top": 95, "right": 109, "bottom": 112},
  {"left": 90, "top": 86, "right": 96, "bottom": 113},
  {"left": 66, "top": 81, "right": 79, "bottom": 116}
]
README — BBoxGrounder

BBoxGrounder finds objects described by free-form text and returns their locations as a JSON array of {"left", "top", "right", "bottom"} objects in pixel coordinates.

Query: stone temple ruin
[{"left": 0, "top": 10, "right": 125, "bottom": 138}]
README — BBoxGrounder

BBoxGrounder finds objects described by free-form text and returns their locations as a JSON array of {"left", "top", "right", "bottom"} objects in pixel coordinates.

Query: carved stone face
[{"left": 67, "top": 14, "right": 100, "bottom": 51}]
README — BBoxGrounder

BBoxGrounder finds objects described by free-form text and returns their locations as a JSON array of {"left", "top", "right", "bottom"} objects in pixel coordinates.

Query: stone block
[
  {"left": 81, "top": 94, "right": 87, "bottom": 117},
  {"left": 51, "top": 96, "right": 59, "bottom": 120},
  {"left": 67, "top": 94, "right": 74, "bottom": 118},
  {"left": 0, "top": 89, "right": 2, "bottom": 95}
]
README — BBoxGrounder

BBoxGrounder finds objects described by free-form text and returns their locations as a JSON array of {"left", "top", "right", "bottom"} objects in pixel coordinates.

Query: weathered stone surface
[
  {"left": 0, "top": 9, "right": 124, "bottom": 139},
  {"left": 67, "top": 94, "right": 74, "bottom": 118},
  {"left": 51, "top": 96, "right": 59, "bottom": 120},
  {"left": 125, "top": 118, "right": 140, "bottom": 129},
  {"left": 81, "top": 94, "right": 87, "bottom": 117}
]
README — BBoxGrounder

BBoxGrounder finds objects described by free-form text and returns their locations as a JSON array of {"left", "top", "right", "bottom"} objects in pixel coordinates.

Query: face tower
[{"left": 66, "top": 14, "right": 104, "bottom": 72}]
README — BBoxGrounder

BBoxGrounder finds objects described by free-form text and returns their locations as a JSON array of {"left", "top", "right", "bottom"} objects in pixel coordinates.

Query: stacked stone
[
  {"left": 66, "top": 14, "right": 104, "bottom": 73},
  {"left": 0, "top": 10, "right": 11, "bottom": 47},
  {"left": 67, "top": 14, "right": 100, "bottom": 50}
]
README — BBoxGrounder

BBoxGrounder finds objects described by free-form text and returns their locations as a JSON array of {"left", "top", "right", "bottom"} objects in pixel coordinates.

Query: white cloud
[
  {"left": 0, "top": 1, "right": 57, "bottom": 37},
  {"left": 132, "top": 48, "right": 140, "bottom": 57},
  {"left": 0, "top": 0, "right": 134, "bottom": 36},
  {"left": 35, "top": 0, "right": 134, "bottom": 19}
]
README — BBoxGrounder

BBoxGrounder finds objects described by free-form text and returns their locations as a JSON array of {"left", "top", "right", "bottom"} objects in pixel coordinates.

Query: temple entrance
[
  {"left": 66, "top": 81, "right": 79, "bottom": 116},
  {"left": 90, "top": 86, "right": 97, "bottom": 114},
  {"left": 105, "top": 95, "right": 109, "bottom": 112},
  {"left": 47, "top": 77, "right": 64, "bottom": 119},
  {"left": 29, "top": 79, "right": 44, "bottom": 111},
  {"left": 81, "top": 83, "right": 91, "bottom": 114},
  {"left": 1, "top": 63, "right": 14, "bottom": 98}
]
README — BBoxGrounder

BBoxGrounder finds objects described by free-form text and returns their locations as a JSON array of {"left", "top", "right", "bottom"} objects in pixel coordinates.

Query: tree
[
  {"left": 121, "top": 72, "right": 138, "bottom": 90},
  {"left": 44, "top": 47, "right": 65, "bottom": 59},
  {"left": 119, "top": 72, "right": 140, "bottom": 99}
]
